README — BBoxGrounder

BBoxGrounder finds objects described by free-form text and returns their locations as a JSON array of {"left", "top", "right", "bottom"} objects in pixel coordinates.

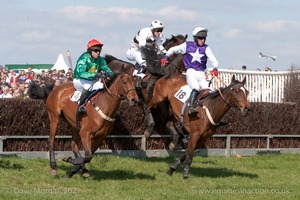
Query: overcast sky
[{"left": 1, "top": 0, "right": 300, "bottom": 71}]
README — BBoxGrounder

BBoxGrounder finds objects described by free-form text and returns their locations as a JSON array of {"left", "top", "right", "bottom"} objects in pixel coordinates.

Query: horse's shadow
[
  {"left": 0, "top": 158, "right": 24, "bottom": 170},
  {"left": 189, "top": 166, "right": 258, "bottom": 179},
  {"left": 132, "top": 157, "right": 258, "bottom": 179},
  {"left": 88, "top": 169, "right": 155, "bottom": 181},
  {"left": 58, "top": 164, "right": 155, "bottom": 181}
]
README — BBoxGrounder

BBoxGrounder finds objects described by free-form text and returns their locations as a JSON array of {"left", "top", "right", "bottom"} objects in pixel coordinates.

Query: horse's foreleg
[
  {"left": 182, "top": 134, "right": 199, "bottom": 179},
  {"left": 143, "top": 109, "right": 155, "bottom": 138},
  {"left": 71, "top": 139, "right": 90, "bottom": 178},
  {"left": 183, "top": 154, "right": 193, "bottom": 179},
  {"left": 48, "top": 114, "right": 59, "bottom": 177},
  {"left": 167, "top": 154, "right": 186, "bottom": 176},
  {"left": 65, "top": 131, "right": 93, "bottom": 178}
]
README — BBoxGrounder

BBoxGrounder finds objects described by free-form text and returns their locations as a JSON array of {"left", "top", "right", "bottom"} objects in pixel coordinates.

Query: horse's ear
[
  {"left": 185, "top": 34, "right": 188, "bottom": 39},
  {"left": 231, "top": 75, "right": 236, "bottom": 83},
  {"left": 242, "top": 76, "right": 246, "bottom": 85},
  {"left": 120, "top": 64, "right": 125, "bottom": 75}
]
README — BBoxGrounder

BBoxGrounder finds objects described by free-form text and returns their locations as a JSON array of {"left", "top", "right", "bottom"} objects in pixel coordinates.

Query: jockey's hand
[
  {"left": 95, "top": 73, "right": 102, "bottom": 79},
  {"left": 212, "top": 68, "right": 219, "bottom": 76},
  {"left": 95, "top": 72, "right": 106, "bottom": 79},
  {"left": 161, "top": 56, "right": 169, "bottom": 67}
]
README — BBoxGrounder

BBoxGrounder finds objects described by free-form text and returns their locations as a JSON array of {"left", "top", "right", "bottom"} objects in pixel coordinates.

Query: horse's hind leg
[{"left": 48, "top": 113, "right": 59, "bottom": 177}]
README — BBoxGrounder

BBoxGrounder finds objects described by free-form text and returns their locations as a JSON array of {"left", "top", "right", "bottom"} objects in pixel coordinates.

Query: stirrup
[
  {"left": 188, "top": 107, "right": 198, "bottom": 117},
  {"left": 77, "top": 105, "right": 87, "bottom": 114}
]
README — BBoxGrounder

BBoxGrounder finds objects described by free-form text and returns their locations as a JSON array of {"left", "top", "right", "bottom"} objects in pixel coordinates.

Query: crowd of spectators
[{"left": 0, "top": 67, "right": 73, "bottom": 98}]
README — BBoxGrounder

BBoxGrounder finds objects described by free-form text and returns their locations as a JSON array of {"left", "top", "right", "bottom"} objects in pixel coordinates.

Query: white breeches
[
  {"left": 126, "top": 46, "right": 146, "bottom": 65},
  {"left": 186, "top": 68, "right": 209, "bottom": 91},
  {"left": 73, "top": 78, "right": 104, "bottom": 92}
]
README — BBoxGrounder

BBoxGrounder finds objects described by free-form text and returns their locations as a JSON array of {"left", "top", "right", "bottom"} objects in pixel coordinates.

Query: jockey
[
  {"left": 126, "top": 20, "right": 167, "bottom": 88},
  {"left": 162, "top": 27, "right": 219, "bottom": 117},
  {"left": 73, "top": 39, "right": 113, "bottom": 115}
]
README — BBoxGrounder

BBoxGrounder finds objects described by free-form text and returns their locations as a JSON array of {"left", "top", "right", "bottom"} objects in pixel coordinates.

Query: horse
[
  {"left": 104, "top": 35, "right": 187, "bottom": 148},
  {"left": 144, "top": 73, "right": 250, "bottom": 178},
  {"left": 29, "top": 68, "right": 139, "bottom": 178}
]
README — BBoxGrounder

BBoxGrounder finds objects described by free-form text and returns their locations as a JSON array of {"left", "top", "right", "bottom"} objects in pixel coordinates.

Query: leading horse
[
  {"left": 29, "top": 68, "right": 139, "bottom": 178},
  {"left": 144, "top": 73, "right": 250, "bottom": 178}
]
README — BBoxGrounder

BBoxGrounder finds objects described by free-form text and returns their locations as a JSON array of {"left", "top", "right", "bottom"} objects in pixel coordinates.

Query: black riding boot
[
  {"left": 77, "top": 90, "right": 90, "bottom": 115},
  {"left": 188, "top": 89, "right": 199, "bottom": 117},
  {"left": 135, "top": 65, "right": 146, "bottom": 89}
]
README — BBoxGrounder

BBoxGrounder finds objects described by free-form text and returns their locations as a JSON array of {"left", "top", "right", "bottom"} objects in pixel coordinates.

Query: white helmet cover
[
  {"left": 150, "top": 20, "right": 164, "bottom": 30},
  {"left": 192, "top": 27, "right": 208, "bottom": 37}
]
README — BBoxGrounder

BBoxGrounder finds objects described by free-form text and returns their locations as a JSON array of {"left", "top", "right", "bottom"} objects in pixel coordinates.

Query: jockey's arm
[{"left": 205, "top": 46, "right": 219, "bottom": 69}]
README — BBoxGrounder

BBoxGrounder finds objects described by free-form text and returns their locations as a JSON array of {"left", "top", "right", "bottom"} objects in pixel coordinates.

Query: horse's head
[
  {"left": 163, "top": 34, "right": 188, "bottom": 50},
  {"left": 118, "top": 65, "right": 139, "bottom": 106},
  {"left": 228, "top": 75, "right": 251, "bottom": 115}
]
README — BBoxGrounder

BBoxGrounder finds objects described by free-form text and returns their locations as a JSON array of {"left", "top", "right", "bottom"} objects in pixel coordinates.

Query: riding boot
[
  {"left": 188, "top": 89, "right": 199, "bottom": 117},
  {"left": 135, "top": 65, "right": 146, "bottom": 89},
  {"left": 77, "top": 90, "right": 90, "bottom": 115},
  {"left": 135, "top": 76, "right": 142, "bottom": 89}
]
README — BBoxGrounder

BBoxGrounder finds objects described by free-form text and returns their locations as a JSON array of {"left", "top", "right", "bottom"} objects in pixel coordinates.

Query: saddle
[{"left": 197, "top": 89, "right": 211, "bottom": 100}]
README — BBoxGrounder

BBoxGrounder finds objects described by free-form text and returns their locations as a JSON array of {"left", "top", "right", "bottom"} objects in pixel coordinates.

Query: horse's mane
[
  {"left": 163, "top": 34, "right": 187, "bottom": 47},
  {"left": 104, "top": 54, "right": 133, "bottom": 66},
  {"left": 209, "top": 79, "right": 243, "bottom": 99}
]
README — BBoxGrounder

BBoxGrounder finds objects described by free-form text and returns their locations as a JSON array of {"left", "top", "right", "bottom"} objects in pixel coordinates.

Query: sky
[{"left": 1, "top": 0, "right": 300, "bottom": 71}]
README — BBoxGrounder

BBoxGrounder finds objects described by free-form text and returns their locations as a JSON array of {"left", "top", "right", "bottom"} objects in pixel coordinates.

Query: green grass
[{"left": 0, "top": 154, "right": 299, "bottom": 200}]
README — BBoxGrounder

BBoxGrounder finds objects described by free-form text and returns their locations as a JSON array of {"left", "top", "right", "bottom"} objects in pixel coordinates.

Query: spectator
[
  {"left": 242, "top": 65, "right": 247, "bottom": 70},
  {"left": 0, "top": 85, "right": 13, "bottom": 98},
  {"left": 9, "top": 70, "right": 18, "bottom": 85},
  {"left": 18, "top": 70, "right": 27, "bottom": 83}
]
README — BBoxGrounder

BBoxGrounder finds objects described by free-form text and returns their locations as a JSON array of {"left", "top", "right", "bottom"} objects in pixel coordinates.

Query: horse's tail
[{"left": 28, "top": 78, "right": 55, "bottom": 99}]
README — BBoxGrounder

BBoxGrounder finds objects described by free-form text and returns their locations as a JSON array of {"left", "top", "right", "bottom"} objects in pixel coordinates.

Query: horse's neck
[
  {"left": 94, "top": 81, "right": 121, "bottom": 116},
  {"left": 167, "top": 54, "right": 184, "bottom": 73},
  {"left": 205, "top": 91, "right": 232, "bottom": 122}
]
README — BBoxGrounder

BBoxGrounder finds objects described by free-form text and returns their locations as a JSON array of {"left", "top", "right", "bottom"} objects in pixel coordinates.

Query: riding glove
[
  {"left": 161, "top": 56, "right": 169, "bottom": 67},
  {"left": 212, "top": 68, "right": 218, "bottom": 76}
]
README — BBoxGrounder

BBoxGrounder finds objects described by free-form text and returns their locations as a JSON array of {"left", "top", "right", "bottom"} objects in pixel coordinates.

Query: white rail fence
[{"left": 210, "top": 69, "right": 291, "bottom": 103}]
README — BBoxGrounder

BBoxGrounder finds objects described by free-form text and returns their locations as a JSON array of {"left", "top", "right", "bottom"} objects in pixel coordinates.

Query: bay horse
[
  {"left": 30, "top": 68, "right": 139, "bottom": 178},
  {"left": 144, "top": 73, "right": 250, "bottom": 178}
]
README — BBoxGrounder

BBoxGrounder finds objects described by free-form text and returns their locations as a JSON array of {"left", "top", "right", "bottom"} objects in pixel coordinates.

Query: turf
[{"left": 0, "top": 154, "right": 299, "bottom": 200}]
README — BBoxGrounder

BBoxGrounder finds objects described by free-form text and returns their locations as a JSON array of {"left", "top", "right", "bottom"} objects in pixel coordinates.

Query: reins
[
  {"left": 213, "top": 75, "right": 241, "bottom": 108},
  {"left": 102, "top": 75, "right": 135, "bottom": 101},
  {"left": 91, "top": 74, "right": 136, "bottom": 123},
  {"left": 199, "top": 74, "right": 246, "bottom": 126}
]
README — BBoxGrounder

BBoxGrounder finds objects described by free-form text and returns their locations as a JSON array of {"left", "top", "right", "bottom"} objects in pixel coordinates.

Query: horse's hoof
[
  {"left": 166, "top": 170, "right": 173, "bottom": 176},
  {"left": 62, "top": 156, "right": 72, "bottom": 163},
  {"left": 82, "top": 172, "right": 91, "bottom": 178},
  {"left": 167, "top": 167, "right": 175, "bottom": 176},
  {"left": 51, "top": 169, "right": 58, "bottom": 178},
  {"left": 183, "top": 175, "right": 189, "bottom": 179},
  {"left": 64, "top": 173, "right": 71, "bottom": 179},
  {"left": 169, "top": 142, "right": 176, "bottom": 151}
]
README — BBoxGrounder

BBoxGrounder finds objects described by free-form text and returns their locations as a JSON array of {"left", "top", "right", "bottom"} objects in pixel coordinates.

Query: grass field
[{"left": 0, "top": 154, "right": 299, "bottom": 200}]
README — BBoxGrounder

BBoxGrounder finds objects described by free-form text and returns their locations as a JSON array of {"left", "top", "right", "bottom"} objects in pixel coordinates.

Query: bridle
[
  {"left": 213, "top": 76, "right": 247, "bottom": 109},
  {"left": 102, "top": 74, "right": 136, "bottom": 101}
]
